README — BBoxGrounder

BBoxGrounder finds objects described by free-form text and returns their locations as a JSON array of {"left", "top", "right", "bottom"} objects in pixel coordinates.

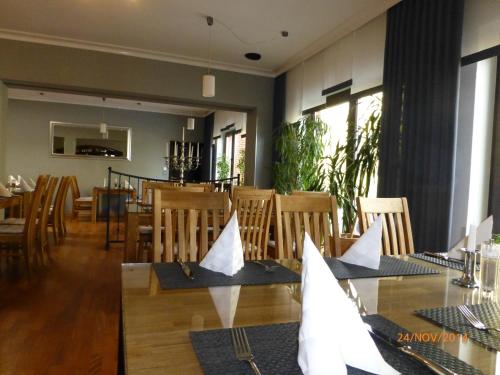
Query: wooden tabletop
[
  {"left": 122, "top": 258, "right": 498, "bottom": 375},
  {"left": 0, "top": 195, "right": 22, "bottom": 210}
]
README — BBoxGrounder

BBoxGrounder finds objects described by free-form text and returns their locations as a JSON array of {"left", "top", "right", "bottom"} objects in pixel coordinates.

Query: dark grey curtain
[
  {"left": 201, "top": 113, "right": 214, "bottom": 181},
  {"left": 272, "top": 73, "right": 287, "bottom": 172},
  {"left": 378, "top": 0, "right": 464, "bottom": 252},
  {"left": 489, "top": 57, "right": 500, "bottom": 233}
]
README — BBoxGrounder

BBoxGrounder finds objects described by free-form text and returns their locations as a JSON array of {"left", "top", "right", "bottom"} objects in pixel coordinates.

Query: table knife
[
  {"left": 176, "top": 259, "right": 194, "bottom": 280},
  {"left": 423, "top": 251, "right": 463, "bottom": 264},
  {"left": 365, "top": 323, "right": 458, "bottom": 375}
]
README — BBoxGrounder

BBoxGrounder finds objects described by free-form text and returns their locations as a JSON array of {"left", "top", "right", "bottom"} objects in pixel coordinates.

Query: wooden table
[
  {"left": 0, "top": 195, "right": 23, "bottom": 218},
  {"left": 92, "top": 187, "right": 137, "bottom": 223},
  {"left": 122, "top": 258, "right": 498, "bottom": 375}
]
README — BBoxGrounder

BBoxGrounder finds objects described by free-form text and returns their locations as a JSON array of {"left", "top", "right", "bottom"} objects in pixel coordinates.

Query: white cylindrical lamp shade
[
  {"left": 100, "top": 122, "right": 107, "bottom": 134},
  {"left": 187, "top": 117, "right": 195, "bottom": 130},
  {"left": 202, "top": 74, "right": 215, "bottom": 97}
]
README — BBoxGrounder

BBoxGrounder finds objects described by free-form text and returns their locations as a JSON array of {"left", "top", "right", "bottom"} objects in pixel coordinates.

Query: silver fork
[
  {"left": 457, "top": 305, "right": 500, "bottom": 333},
  {"left": 231, "top": 327, "right": 262, "bottom": 375},
  {"left": 254, "top": 260, "right": 278, "bottom": 273}
]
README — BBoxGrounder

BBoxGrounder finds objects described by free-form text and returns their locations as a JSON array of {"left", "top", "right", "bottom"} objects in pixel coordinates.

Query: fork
[
  {"left": 254, "top": 260, "right": 278, "bottom": 273},
  {"left": 231, "top": 327, "right": 262, "bottom": 375},
  {"left": 457, "top": 305, "right": 500, "bottom": 333}
]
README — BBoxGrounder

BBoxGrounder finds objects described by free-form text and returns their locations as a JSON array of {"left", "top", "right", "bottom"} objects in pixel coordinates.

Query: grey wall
[
  {"left": 0, "top": 39, "right": 275, "bottom": 187},
  {"left": 5, "top": 99, "right": 204, "bottom": 197},
  {"left": 0, "top": 82, "right": 7, "bottom": 180}
]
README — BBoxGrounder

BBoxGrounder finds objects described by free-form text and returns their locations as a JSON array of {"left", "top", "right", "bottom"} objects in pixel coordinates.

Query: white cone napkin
[
  {"left": 19, "top": 177, "right": 34, "bottom": 192},
  {"left": 199, "top": 212, "right": 244, "bottom": 276},
  {"left": 299, "top": 233, "right": 399, "bottom": 375},
  {"left": 0, "top": 182, "right": 12, "bottom": 197},
  {"left": 8, "top": 175, "right": 18, "bottom": 186},
  {"left": 339, "top": 215, "right": 383, "bottom": 269},
  {"left": 208, "top": 285, "right": 241, "bottom": 328}
]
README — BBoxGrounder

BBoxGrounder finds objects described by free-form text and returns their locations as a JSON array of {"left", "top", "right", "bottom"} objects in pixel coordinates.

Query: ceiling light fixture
[
  {"left": 202, "top": 16, "right": 215, "bottom": 98},
  {"left": 100, "top": 97, "right": 108, "bottom": 138},
  {"left": 245, "top": 52, "right": 261, "bottom": 61},
  {"left": 187, "top": 117, "right": 195, "bottom": 130}
]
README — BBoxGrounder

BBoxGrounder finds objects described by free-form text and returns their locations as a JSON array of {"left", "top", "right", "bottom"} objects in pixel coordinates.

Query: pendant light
[
  {"left": 202, "top": 16, "right": 215, "bottom": 98},
  {"left": 100, "top": 97, "right": 108, "bottom": 138},
  {"left": 187, "top": 117, "right": 195, "bottom": 130}
]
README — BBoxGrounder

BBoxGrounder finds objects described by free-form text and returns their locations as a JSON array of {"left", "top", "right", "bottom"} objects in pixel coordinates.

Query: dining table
[
  {"left": 121, "top": 257, "right": 498, "bottom": 375},
  {"left": 0, "top": 195, "right": 23, "bottom": 218}
]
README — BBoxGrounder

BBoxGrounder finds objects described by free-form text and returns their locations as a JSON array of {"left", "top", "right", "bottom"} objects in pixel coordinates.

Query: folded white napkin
[
  {"left": 8, "top": 175, "right": 18, "bottom": 186},
  {"left": 0, "top": 182, "right": 12, "bottom": 198},
  {"left": 208, "top": 285, "right": 241, "bottom": 328},
  {"left": 339, "top": 215, "right": 383, "bottom": 269},
  {"left": 19, "top": 177, "right": 34, "bottom": 192},
  {"left": 298, "top": 233, "right": 399, "bottom": 375},
  {"left": 199, "top": 212, "right": 244, "bottom": 276}
]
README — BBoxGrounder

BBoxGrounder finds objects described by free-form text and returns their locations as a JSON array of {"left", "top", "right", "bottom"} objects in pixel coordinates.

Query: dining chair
[
  {"left": 274, "top": 193, "right": 341, "bottom": 259},
  {"left": 356, "top": 197, "right": 415, "bottom": 255},
  {"left": 153, "top": 190, "right": 230, "bottom": 263},
  {"left": 49, "top": 176, "right": 71, "bottom": 243},
  {"left": 137, "top": 185, "right": 206, "bottom": 261},
  {"left": 291, "top": 190, "right": 330, "bottom": 197},
  {"left": 231, "top": 185, "right": 256, "bottom": 198},
  {"left": 0, "top": 175, "right": 49, "bottom": 272},
  {"left": 38, "top": 177, "right": 59, "bottom": 261},
  {"left": 140, "top": 181, "right": 180, "bottom": 205},
  {"left": 70, "top": 176, "right": 94, "bottom": 219},
  {"left": 231, "top": 188, "right": 274, "bottom": 260},
  {"left": 184, "top": 182, "right": 214, "bottom": 192}
]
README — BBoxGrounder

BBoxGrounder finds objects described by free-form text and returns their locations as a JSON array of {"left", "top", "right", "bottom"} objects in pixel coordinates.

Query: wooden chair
[
  {"left": 184, "top": 182, "right": 214, "bottom": 192},
  {"left": 70, "top": 176, "right": 94, "bottom": 219},
  {"left": 0, "top": 175, "right": 49, "bottom": 271},
  {"left": 291, "top": 190, "right": 330, "bottom": 197},
  {"left": 231, "top": 185, "right": 256, "bottom": 198},
  {"left": 50, "top": 176, "right": 71, "bottom": 243},
  {"left": 38, "top": 177, "right": 59, "bottom": 260},
  {"left": 274, "top": 194, "right": 341, "bottom": 259},
  {"left": 153, "top": 191, "right": 230, "bottom": 262},
  {"left": 137, "top": 185, "right": 206, "bottom": 261},
  {"left": 141, "top": 181, "right": 180, "bottom": 205},
  {"left": 231, "top": 189, "right": 274, "bottom": 260},
  {"left": 356, "top": 197, "right": 414, "bottom": 255}
]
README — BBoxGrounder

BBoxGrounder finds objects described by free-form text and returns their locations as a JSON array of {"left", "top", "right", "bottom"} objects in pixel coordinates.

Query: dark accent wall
[
  {"left": 201, "top": 113, "right": 215, "bottom": 181},
  {"left": 489, "top": 57, "right": 500, "bottom": 233},
  {"left": 272, "top": 73, "right": 287, "bottom": 172},
  {"left": 378, "top": 0, "right": 465, "bottom": 252}
]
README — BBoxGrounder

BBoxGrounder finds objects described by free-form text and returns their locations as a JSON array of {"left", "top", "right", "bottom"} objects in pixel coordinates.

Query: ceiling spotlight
[
  {"left": 245, "top": 52, "right": 262, "bottom": 61},
  {"left": 281, "top": 31, "right": 289, "bottom": 37}
]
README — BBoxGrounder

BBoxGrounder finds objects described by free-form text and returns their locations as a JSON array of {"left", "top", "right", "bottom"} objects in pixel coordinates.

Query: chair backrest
[
  {"left": 53, "top": 176, "right": 70, "bottom": 219},
  {"left": 69, "top": 176, "right": 81, "bottom": 201},
  {"left": 231, "top": 189, "right": 274, "bottom": 260},
  {"left": 39, "top": 177, "right": 59, "bottom": 239},
  {"left": 23, "top": 175, "right": 49, "bottom": 250},
  {"left": 141, "top": 181, "right": 181, "bottom": 205},
  {"left": 291, "top": 190, "right": 330, "bottom": 197},
  {"left": 356, "top": 197, "right": 414, "bottom": 255},
  {"left": 274, "top": 194, "right": 341, "bottom": 259},
  {"left": 231, "top": 185, "right": 256, "bottom": 198},
  {"left": 153, "top": 191, "right": 230, "bottom": 262},
  {"left": 184, "top": 182, "right": 214, "bottom": 192}
]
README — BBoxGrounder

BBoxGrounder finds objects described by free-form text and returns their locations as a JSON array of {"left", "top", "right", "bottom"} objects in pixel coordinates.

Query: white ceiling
[
  {"left": 0, "top": 0, "right": 398, "bottom": 76},
  {"left": 8, "top": 88, "right": 214, "bottom": 117}
]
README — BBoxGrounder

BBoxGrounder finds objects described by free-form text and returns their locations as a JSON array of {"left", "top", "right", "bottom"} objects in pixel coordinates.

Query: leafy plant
[
  {"left": 273, "top": 116, "right": 327, "bottom": 194},
  {"left": 216, "top": 156, "right": 230, "bottom": 180},
  {"left": 327, "top": 107, "right": 381, "bottom": 233},
  {"left": 236, "top": 149, "right": 246, "bottom": 184}
]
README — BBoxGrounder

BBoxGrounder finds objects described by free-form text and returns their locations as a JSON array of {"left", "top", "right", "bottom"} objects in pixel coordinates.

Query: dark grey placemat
[
  {"left": 190, "top": 314, "right": 483, "bottom": 375},
  {"left": 153, "top": 260, "right": 301, "bottom": 289},
  {"left": 324, "top": 256, "right": 439, "bottom": 280},
  {"left": 416, "top": 303, "right": 500, "bottom": 351},
  {"left": 410, "top": 253, "right": 465, "bottom": 271}
]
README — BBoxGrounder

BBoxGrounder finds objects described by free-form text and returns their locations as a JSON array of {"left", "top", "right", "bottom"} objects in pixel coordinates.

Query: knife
[
  {"left": 423, "top": 251, "right": 463, "bottom": 265},
  {"left": 176, "top": 259, "right": 194, "bottom": 280},
  {"left": 365, "top": 323, "right": 458, "bottom": 375}
]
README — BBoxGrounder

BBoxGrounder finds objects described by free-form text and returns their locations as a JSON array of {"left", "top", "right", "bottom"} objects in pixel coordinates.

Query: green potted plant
[{"left": 216, "top": 156, "right": 230, "bottom": 180}]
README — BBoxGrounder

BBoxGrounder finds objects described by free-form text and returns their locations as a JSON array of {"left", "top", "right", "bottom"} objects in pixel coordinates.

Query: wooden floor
[{"left": 0, "top": 220, "right": 122, "bottom": 375}]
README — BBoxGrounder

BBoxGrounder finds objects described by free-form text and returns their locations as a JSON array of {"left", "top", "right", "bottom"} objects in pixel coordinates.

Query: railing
[{"left": 104, "top": 167, "right": 240, "bottom": 249}]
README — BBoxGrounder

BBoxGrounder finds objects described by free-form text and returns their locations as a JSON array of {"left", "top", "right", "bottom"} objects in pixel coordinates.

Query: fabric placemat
[
  {"left": 190, "top": 314, "right": 483, "bottom": 375},
  {"left": 410, "top": 253, "right": 465, "bottom": 271},
  {"left": 324, "top": 256, "right": 439, "bottom": 280},
  {"left": 416, "top": 303, "right": 500, "bottom": 351},
  {"left": 153, "top": 260, "right": 301, "bottom": 289}
]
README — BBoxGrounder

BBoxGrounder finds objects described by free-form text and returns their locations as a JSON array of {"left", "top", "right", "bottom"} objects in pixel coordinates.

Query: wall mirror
[{"left": 50, "top": 121, "right": 131, "bottom": 160}]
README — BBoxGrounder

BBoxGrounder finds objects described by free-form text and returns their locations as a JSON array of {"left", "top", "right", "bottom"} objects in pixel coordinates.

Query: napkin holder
[{"left": 452, "top": 247, "right": 479, "bottom": 288}]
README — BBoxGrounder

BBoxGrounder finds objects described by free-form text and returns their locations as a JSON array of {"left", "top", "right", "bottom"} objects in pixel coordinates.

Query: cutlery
[
  {"left": 423, "top": 251, "right": 463, "bottom": 264},
  {"left": 176, "top": 258, "right": 194, "bottom": 280},
  {"left": 457, "top": 305, "right": 500, "bottom": 333},
  {"left": 253, "top": 260, "right": 278, "bottom": 273},
  {"left": 231, "top": 327, "right": 262, "bottom": 375},
  {"left": 365, "top": 323, "right": 458, "bottom": 375}
]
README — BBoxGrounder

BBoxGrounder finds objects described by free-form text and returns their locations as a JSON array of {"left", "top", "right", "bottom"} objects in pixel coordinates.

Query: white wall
[
  {"left": 462, "top": 0, "right": 500, "bottom": 57},
  {"left": 284, "top": 14, "right": 386, "bottom": 123}
]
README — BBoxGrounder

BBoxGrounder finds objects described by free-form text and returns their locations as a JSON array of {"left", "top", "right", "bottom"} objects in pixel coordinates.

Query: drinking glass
[{"left": 479, "top": 240, "right": 500, "bottom": 296}]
